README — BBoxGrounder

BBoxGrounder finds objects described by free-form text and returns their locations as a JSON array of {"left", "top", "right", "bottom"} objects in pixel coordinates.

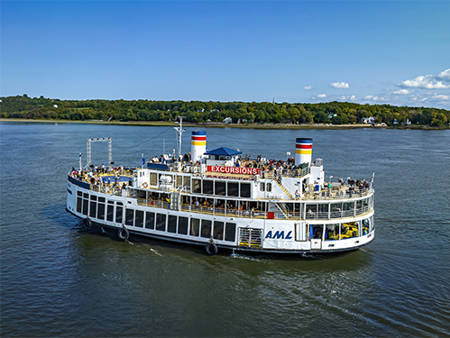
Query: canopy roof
[{"left": 204, "top": 147, "right": 242, "bottom": 157}]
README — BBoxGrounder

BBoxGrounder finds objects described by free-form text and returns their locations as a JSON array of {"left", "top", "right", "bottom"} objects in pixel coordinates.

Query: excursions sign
[{"left": 207, "top": 165, "right": 261, "bottom": 176}]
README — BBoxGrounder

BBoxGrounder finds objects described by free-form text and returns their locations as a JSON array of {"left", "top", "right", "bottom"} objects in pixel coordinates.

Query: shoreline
[{"left": 0, "top": 118, "right": 448, "bottom": 130}]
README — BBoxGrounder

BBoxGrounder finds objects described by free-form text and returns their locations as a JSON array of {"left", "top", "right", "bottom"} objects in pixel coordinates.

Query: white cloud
[
  {"left": 331, "top": 81, "right": 350, "bottom": 89},
  {"left": 437, "top": 69, "right": 450, "bottom": 81},
  {"left": 339, "top": 95, "right": 356, "bottom": 101},
  {"left": 304, "top": 85, "right": 312, "bottom": 90},
  {"left": 364, "top": 95, "right": 385, "bottom": 101},
  {"left": 401, "top": 74, "right": 449, "bottom": 89},
  {"left": 393, "top": 89, "right": 409, "bottom": 95},
  {"left": 317, "top": 93, "right": 327, "bottom": 98},
  {"left": 431, "top": 94, "right": 449, "bottom": 100}
]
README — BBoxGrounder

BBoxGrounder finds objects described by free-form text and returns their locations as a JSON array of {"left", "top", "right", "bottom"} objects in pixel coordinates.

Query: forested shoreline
[{"left": 1, "top": 95, "right": 449, "bottom": 127}]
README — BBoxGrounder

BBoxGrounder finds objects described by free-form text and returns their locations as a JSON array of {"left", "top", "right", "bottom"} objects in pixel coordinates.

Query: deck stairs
[{"left": 275, "top": 179, "right": 294, "bottom": 199}]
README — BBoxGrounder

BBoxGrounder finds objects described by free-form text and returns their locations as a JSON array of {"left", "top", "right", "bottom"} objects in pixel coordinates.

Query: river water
[{"left": 1, "top": 122, "right": 449, "bottom": 337}]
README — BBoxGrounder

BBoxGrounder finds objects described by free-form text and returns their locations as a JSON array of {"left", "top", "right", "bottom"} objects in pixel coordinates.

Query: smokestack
[
  {"left": 295, "top": 138, "right": 312, "bottom": 166},
  {"left": 191, "top": 131, "right": 206, "bottom": 162}
]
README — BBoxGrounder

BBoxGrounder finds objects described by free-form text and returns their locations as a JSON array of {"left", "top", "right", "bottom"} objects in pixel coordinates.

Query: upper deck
[{"left": 68, "top": 161, "right": 374, "bottom": 221}]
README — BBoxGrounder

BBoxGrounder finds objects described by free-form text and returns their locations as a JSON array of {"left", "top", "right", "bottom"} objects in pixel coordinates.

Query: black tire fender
[
  {"left": 118, "top": 226, "right": 129, "bottom": 241},
  {"left": 205, "top": 242, "right": 218, "bottom": 256},
  {"left": 83, "top": 218, "right": 92, "bottom": 230}
]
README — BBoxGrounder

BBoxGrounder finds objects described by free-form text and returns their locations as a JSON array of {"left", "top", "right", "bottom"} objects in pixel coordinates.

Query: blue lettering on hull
[{"left": 265, "top": 230, "right": 293, "bottom": 240}]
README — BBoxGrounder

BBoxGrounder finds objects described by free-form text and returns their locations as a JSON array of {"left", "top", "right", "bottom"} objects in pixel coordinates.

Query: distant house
[
  {"left": 406, "top": 118, "right": 411, "bottom": 125},
  {"left": 53, "top": 104, "right": 58, "bottom": 108},
  {"left": 362, "top": 117, "right": 375, "bottom": 124},
  {"left": 328, "top": 113, "right": 337, "bottom": 119},
  {"left": 197, "top": 108, "right": 205, "bottom": 113},
  {"left": 393, "top": 119, "right": 399, "bottom": 125},
  {"left": 223, "top": 117, "right": 232, "bottom": 124}
]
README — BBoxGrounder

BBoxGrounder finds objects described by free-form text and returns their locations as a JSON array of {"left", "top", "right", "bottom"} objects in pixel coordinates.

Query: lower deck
[{"left": 67, "top": 181, "right": 375, "bottom": 253}]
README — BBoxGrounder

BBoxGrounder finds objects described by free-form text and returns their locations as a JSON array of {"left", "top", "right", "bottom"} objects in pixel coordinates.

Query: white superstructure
[{"left": 66, "top": 122, "right": 375, "bottom": 256}]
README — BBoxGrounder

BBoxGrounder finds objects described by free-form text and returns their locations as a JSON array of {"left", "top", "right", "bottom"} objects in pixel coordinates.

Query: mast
[{"left": 173, "top": 116, "right": 185, "bottom": 162}]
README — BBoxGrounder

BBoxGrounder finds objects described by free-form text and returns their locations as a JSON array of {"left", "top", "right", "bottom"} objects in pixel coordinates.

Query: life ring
[
  {"left": 142, "top": 182, "right": 149, "bottom": 188},
  {"left": 205, "top": 242, "right": 218, "bottom": 256},
  {"left": 118, "top": 226, "right": 129, "bottom": 241},
  {"left": 83, "top": 217, "right": 92, "bottom": 230}
]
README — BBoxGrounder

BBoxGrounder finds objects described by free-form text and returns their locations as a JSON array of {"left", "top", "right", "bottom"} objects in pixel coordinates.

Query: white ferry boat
[{"left": 66, "top": 120, "right": 375, "bottom": 255}]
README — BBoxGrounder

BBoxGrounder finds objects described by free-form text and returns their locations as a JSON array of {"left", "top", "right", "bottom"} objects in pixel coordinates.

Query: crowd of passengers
[
  {"left": 70, "top": 165, "right": 134, "bottom": 192},
  {"left": 151, "top": 152, "right": 306, "bottom": 179}
]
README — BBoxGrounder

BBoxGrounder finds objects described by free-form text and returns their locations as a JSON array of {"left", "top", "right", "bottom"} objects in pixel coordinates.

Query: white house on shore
[{"left": 362, "top": 117, "right": 375, "bottom": 124}]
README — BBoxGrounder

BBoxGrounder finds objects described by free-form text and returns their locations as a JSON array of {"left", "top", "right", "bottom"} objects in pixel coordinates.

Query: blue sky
[{"left": 1, "top": 0, "right": 449, "bottom": 109}]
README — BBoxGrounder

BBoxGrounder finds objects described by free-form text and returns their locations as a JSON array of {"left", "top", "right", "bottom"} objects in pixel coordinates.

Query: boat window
[
  {"left": 362, "top": 218, "right": 369, "bottom": 235},
  {"left": 260, "top": 182, "right": 265, "bottom": 191},
  {"left": 190, "top": 218, "right": 200, "bottom": 236},
  {"left": 215, "top": 181, "right": 226, "bottom": 195},
  {"left": 176, "top": 175, "right": 183, "bottom": 188},
  {"left": 340, "top": 222, "right": 358, "bottom": 239},
  {"left": 363, "top": 198, "right": 370, "bottom": 210},
  {"left": 330, "top": 202, "right": 342, "bottom": 218},
  {"left": 227, "top": 182, "right": 239, "bottom": 197},
  {"left": 135, "top": 210, "right": 144, "bottom": 228},
  {"left": 107, "top": 204, "right": 114, "bottom": 222},
  {"left": 294, "top": 203, "right": 303, "bottom": 217},
  {"left": 76, "top": 197, "right": 82, "bottom": 213},
  {"left": 215, "top": 199, "right": 225, "bottom": 214},
  {"left": 370, "top": 216, "right": 374, "bottom": 231},
  {"left": 145, "top": 212, "right": 155, "bottom": 229},
  {"left": 203, "top": 180, "right": 213, "bottom": 195},
  {"left": 193, "top": 179, "right": 201, "bottom": 194},
  {"left": 83, "top": 193, "right": 89, "bottom": 199},
  {"left": 168, "top": 215, "right": 177, "bottom": 233},
  {"left": 356, "top": 199, "right": 363, "bottom": 212},
  {"left": 178, "top": 217, "right": 188, "bottom": 235},
  {"left": 97, "top": 203, "right": 105, "bottom": 220},
  {"left": 90, "top": 195, "right": 97, "bottom": 201},
  {"left": 213, "top": 221, "right": 224, "bottom": 240},
  {"left": 318, "top": 204, "right": 329, "bottom": 218},
  {"left": 310, "top": 224, "right": 324, "bottom": 240},
  {"left": 200, "top": 219, "right": 212, "bottom": 238},
  {"left": 306, "top": 204, "right": 317, "bottom": 219},
  {"left": 77, "top": 191, "right": 82, "bottom": 197},
  {"left": 240, "top": 183, "right": 251, "bottom": 198},
  {"left": 89, "top": 201, "right": 97, "bottom": 218},
  {"left": 82, "top": 198, "right": 88, "bottom": 215},
  {"left": 266, "top": 183, "right": 272, "bottom": 192},
  {"left": 183, "top": 176, "right": 191, "bottom": 190},
  {"left": 225, "top": 223, "right": 236, "bottom": 242},
  {"left": 343, "top": 202, "right": 354, "bottom": 217},
  {"left": 150, "top": 173, "right": 157, "bottom": 186},
  {"left": 325, "top": 224, "right": 339, "bottom": 240},
  {"left": 125, "top": 209, "right": 134, "bottom": 226},
  {"left": 156, "top": 213, "right": 166, "bottom": 231},
  {"left": 116, "top": 206, "right": 123, "bottom": 223}
]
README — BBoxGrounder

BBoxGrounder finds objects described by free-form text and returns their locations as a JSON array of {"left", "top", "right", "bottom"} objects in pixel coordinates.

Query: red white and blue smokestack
[
  {"left": 295, "top": 138, "right": 312, "bottom": 166},
  {"left": 191, "top": 131, "right": 206, "bottom": 162}
]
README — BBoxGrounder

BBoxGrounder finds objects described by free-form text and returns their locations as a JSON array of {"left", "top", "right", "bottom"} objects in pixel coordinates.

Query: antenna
[{"left": 173, "top": 116, "right": 185, "bottom": 161}]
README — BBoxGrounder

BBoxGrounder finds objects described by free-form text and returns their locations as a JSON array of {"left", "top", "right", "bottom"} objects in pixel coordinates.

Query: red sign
[{"left": 207, "top": 165, "right": 261, "bottom": 176}]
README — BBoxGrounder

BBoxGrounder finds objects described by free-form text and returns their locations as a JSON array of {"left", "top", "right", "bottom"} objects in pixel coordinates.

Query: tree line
[{"left": 1, "top": 94, "right": 449, "bottom": 127}]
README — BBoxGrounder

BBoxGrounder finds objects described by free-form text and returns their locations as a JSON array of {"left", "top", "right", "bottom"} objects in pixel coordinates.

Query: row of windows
[
  {"left": 192, "top": 179, "right": 251, "bottom": 198},
  {"left": 149, "top": 173, "right": 252, "bottom": 198},
  {"left": 76, "top": 195, "right": 236, "bottom": 242}
]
